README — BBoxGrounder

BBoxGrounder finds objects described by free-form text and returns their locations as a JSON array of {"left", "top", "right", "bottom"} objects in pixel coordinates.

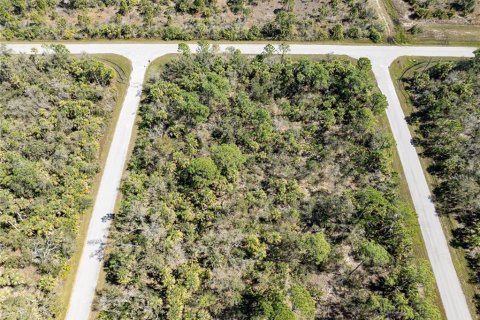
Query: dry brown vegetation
[{"left": 0, "top": 0, "right": 384, "bottom": 42}]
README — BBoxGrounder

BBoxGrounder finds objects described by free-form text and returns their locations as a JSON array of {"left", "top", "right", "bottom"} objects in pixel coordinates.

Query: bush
[
  {"left": 182, "top": 157, "right": 221, "bottom": 189},
  {"left": 304, "top": 233, "right": 331, "bottom": 266},
  {"left": 291, "top": 285, "right": 316, "bottom": 319},
  {"left": 211, "top": 143, "right": 246, "bottom": 181}
]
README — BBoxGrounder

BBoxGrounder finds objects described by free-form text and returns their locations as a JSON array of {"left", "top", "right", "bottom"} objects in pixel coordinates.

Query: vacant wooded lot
[
  {"left": 400, "top": 52, "right": 480, "bottom": 314},
  {"left": 97, "top": 45, "right": 440, "bottom": 319},
  {"left": 0, "top": 46, "right": 117, "bottom": 319},
  {"left": 0, "top": 0, "right": 384, "bottom": 42}
]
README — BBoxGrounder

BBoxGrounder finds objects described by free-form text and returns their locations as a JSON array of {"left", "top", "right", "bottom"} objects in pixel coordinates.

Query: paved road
[{"left": 5, "top": 44, "right": 475, "bottom": 320}]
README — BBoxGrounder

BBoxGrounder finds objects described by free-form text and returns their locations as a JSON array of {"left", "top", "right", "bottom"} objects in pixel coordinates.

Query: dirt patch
[{"left": 371, "top": 0, "right": 395, "bottom": 36}]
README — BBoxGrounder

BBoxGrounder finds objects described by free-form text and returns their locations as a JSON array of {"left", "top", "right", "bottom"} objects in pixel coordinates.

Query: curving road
[{"left": 4, "top": 43, "right": 475, "bottom": 320}]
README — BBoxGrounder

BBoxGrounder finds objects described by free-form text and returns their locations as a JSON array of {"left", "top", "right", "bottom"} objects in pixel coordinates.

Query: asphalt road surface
[{"left": 4, "top": 43, "right": 475, "bottom": 320}]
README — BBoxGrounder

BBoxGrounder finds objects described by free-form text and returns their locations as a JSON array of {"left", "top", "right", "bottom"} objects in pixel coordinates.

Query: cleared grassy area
[
  {"left": 389, "top": 56, "right": 478, "bottom": 318},
  {"left": 145, "top": 54, "right": 178, "bottom": 78},
  {"left": 57, "top": 54, "right": 132, "bottom": 320},
  {"left": 410, "top": 24, "right": 480, "bottom": 47}
]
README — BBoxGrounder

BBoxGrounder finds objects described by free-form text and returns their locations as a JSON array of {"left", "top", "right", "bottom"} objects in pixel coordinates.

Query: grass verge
[
  {"left": 56, "top": 54, "right": 132, "bottom": 320},
  {"left": 410, "top": 24, "right": 480, "bottom": 47},
  {"left": 389, "top": 56, "right": 478, "bottom": 318}
]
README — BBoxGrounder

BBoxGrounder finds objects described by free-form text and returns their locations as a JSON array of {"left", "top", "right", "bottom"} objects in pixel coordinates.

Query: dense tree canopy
[
  {"left": 97, "top": 44, "right": 440, "bottom": 319},
  {"left": 0, "top": 0, "right": 384, "bottom": 42},
  {"left": 402, "top": 51, "right": 480, "bottom": 313},
  {"left": 0, "top": 45, "right": 117, "bottom": 319}
]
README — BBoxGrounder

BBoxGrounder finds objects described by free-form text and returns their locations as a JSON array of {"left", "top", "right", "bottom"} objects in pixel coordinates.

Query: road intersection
[{"left": 4, "top": 43, "right": 475, "bottom": 320}]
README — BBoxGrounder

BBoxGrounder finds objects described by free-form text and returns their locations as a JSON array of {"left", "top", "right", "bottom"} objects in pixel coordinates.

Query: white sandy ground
[{"left": 3, "top": 43, "right": 475, "bottom": 320}]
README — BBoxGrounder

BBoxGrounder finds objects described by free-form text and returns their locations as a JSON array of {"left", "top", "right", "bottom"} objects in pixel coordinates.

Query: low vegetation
[
  {"left": 0, "top": 0, "right": 384, "bottom": 42},
  {"left": 0, "top": 45, "right": 117, "bottom": 319},
  {"left": 97, "top": 44, "right": 440, "bottom": 319},
  {"left": 402, "top": 0, "right": 476, "bottom": 20},
  {"left": 383, "top": 0, "right": 480, "bottom": 45},
  {"left": 401, "top": 51, "right": 480, "bottom": 313}
]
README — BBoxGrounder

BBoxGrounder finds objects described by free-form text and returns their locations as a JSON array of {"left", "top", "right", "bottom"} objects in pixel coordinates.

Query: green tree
[
  {"left": 260, "top": 297, "right": 296, "bottom": 320},
  {"left": 211, "top": 143, "right": 246, "bottom": 181},
  {"left": 291, "top": 284, "right": 316, "bottom": 319},
  {"left": 263, "top": 11, "right": 296, "bottom": 39},
  {"left": 244, "top": 234, "right": 267, "bottom": 259},
  {"left": 304, "top": 232, "right": 331, "bottom": 266},
  {"left": 457, "top": 0, "right": 476, "bottom": 13},
  {"left": 357, "top": 57, "right": 372, "bottom": 71},
  {"left": 357, "top": 240, "right": 391, "bottom": 267},
  {"left": 181, "top": 157, "right": 220, "bottom": 189},
  {"left": 330, "top": 24, "right": 344, "bottom": 40},
  {"left": 473, "top": 48, "right": 480, "bottom": 70}
]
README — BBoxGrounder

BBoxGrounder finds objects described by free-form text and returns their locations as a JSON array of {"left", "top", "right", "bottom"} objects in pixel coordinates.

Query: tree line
[
  {"left": 0, "top": 0, "right": 384, "bottom": 42},
  {"left": 97, "top": 43, "right": 440, "bottom": 319},
  {"left": 0, "top": 45, "right": 117, "bottom": 319}
]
